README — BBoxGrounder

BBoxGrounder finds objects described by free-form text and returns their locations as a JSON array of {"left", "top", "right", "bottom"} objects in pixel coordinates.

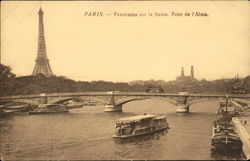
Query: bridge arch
[
  {"left": 51, "top": 97, "right": 84, "bottom": 104},
  {"left": 106, "top": 95, "right": 223, "bottom": 113},
  {"left": 48, "top": 96, "right": 109, "bottom": 105},
  {"left": 116, "top": 97, "right": 178, "bottom": 106}
]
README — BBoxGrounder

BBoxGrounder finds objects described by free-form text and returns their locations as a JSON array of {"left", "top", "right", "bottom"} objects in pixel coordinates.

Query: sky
[{"left": 1, "top": 1, "right": 250, "bottom": 82}]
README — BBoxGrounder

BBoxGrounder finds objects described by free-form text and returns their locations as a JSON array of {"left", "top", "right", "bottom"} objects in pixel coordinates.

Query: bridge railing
[{"left": 1, "top": 92, "right": 250, "bottom": 101}]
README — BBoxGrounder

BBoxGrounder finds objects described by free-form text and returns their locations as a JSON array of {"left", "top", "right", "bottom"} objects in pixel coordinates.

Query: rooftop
[{"left": 117, "top": 114, "right": 156, "bottom": 122}]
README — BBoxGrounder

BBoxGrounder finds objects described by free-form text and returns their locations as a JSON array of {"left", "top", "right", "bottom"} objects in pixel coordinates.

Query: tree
[{"left": 0, "top": 64, "right": 16, "bottom": 95}]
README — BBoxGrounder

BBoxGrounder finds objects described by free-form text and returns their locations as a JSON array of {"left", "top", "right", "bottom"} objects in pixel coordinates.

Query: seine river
[{"left": 0, "top": 99, "right": 243, "bottom": 160}]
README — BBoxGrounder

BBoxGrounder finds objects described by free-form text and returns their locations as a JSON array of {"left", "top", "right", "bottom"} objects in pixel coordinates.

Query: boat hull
[
  {"left": 211, "top": 121, "right": 242, "bottom": 154},
  {"left": 176, "top": 104, "right": 189, "bottom": 113},
  {"left": 112, "top": 127, "right": 168, "bottom": 139},
  {"left": 104, "top": 104, "right": 122, "bottom": 112},
  {"left": 211, "top": 141, "right": 242, "bottom": 154},
  {"left": 0, "top": 109, "right": 25, "bottom": 117},
  {"left": 29, "top": 110, "right": 68, "bottom": 115},
  {"left": 67, "top": 104, "right": 83, "bottom": 109}
]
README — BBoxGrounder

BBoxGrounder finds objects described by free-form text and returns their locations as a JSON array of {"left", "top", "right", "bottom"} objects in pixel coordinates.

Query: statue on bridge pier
[{"left": 104, "top": 92, "right": 122, "bottom": 112}]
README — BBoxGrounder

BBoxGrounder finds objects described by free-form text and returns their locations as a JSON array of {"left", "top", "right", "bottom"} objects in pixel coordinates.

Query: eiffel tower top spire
[
  {"left": 32, "top": 7, "right": 54, "bottom": 76},
  {"left": 38, "top": 7, "right": 43, "bottom": 15}
]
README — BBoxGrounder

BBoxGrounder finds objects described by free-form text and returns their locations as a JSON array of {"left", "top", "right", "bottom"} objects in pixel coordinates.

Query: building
[
  {"left": 32, "top": 8, "right": 54, "bottom": 76},
  {"left": 176, "top": 66, "right": 197, "bottom": 83},
  {"left": 146, "top": 84, "right": 164, "bottom": 93}
]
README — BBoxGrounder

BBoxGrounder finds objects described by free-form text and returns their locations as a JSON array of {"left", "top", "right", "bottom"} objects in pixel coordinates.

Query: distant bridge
[{"left": 1, "top": 92, "right": 250, "bottom": 107}]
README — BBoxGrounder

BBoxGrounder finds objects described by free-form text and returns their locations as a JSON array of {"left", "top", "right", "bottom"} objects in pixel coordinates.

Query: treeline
[
  {"left": 11, "top": 74, "right": 148, "bottom": 95},
  {"left": 0, "top": 64, "right": 249, "bottom": 96},
  {"left": 0, "top": 64, "right": 148, "bottom": 96},
  {"left": 130, "top": 77, "right": 250, "bottom": 94}
]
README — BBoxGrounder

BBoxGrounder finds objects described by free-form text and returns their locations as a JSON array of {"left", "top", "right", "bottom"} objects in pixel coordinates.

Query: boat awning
[
  {"left": 153, "top": 116, "right": 166, "bottom": 120},
  {"left": 38, "top": 104, "right": 61, "bottom": 108},
  {"left": 117, "top": 114, "right": 156, "bottom": 123}
]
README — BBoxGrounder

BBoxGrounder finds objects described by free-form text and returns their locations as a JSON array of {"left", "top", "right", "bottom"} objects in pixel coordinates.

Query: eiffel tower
[{"left": 32, "top": 8, "right": 54, "bottom": 76}]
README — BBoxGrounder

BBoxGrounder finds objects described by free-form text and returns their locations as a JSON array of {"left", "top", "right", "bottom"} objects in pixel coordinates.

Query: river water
[{"left": 0, "top": 99, "right": 244, "bottom": 160}]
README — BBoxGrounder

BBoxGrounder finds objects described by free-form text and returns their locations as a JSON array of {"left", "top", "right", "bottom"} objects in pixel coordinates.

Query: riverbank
[
  {"left": 231, "top": 99, "right": 250, "bottom": 160},
  {"left": 232, "top": 117, "right": 250, "bottom": 160}
]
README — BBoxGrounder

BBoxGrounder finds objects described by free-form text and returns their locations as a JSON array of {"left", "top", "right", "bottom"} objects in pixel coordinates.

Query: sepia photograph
[{"left": 0, "top": 0, "right": 250, "bottom": 160}]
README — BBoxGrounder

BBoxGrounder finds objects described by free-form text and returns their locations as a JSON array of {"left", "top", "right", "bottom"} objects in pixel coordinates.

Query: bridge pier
[
  {"left": 104, "top": 93, "right": 122, "bottom": 112},
  {"left": 104, "top": 104, "right": 122, "bottom": 112},
  {"left": 176, "top": 95, "right": 190, "bottom": 113}
]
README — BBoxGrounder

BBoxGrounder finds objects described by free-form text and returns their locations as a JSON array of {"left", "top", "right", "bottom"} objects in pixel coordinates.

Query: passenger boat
[
  {"left": 0, "top": 104, "right": 33, "bottom": 117},
  {"left": 4, "top": 104, "right": 33, "bottom": 112},
  {"left": 176, "top": 93, "right": 189, "bottom": 113},
  {"left": 29, "top": 104, "right": 68, "bottom": 114},
  {"left": 112, "top": 114, "right": 169, "bottom": 138}
]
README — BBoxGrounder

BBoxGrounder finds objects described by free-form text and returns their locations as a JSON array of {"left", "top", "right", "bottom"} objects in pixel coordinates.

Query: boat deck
[{"left": 117, "top": 114, "right": 156, "bottom": 122}]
